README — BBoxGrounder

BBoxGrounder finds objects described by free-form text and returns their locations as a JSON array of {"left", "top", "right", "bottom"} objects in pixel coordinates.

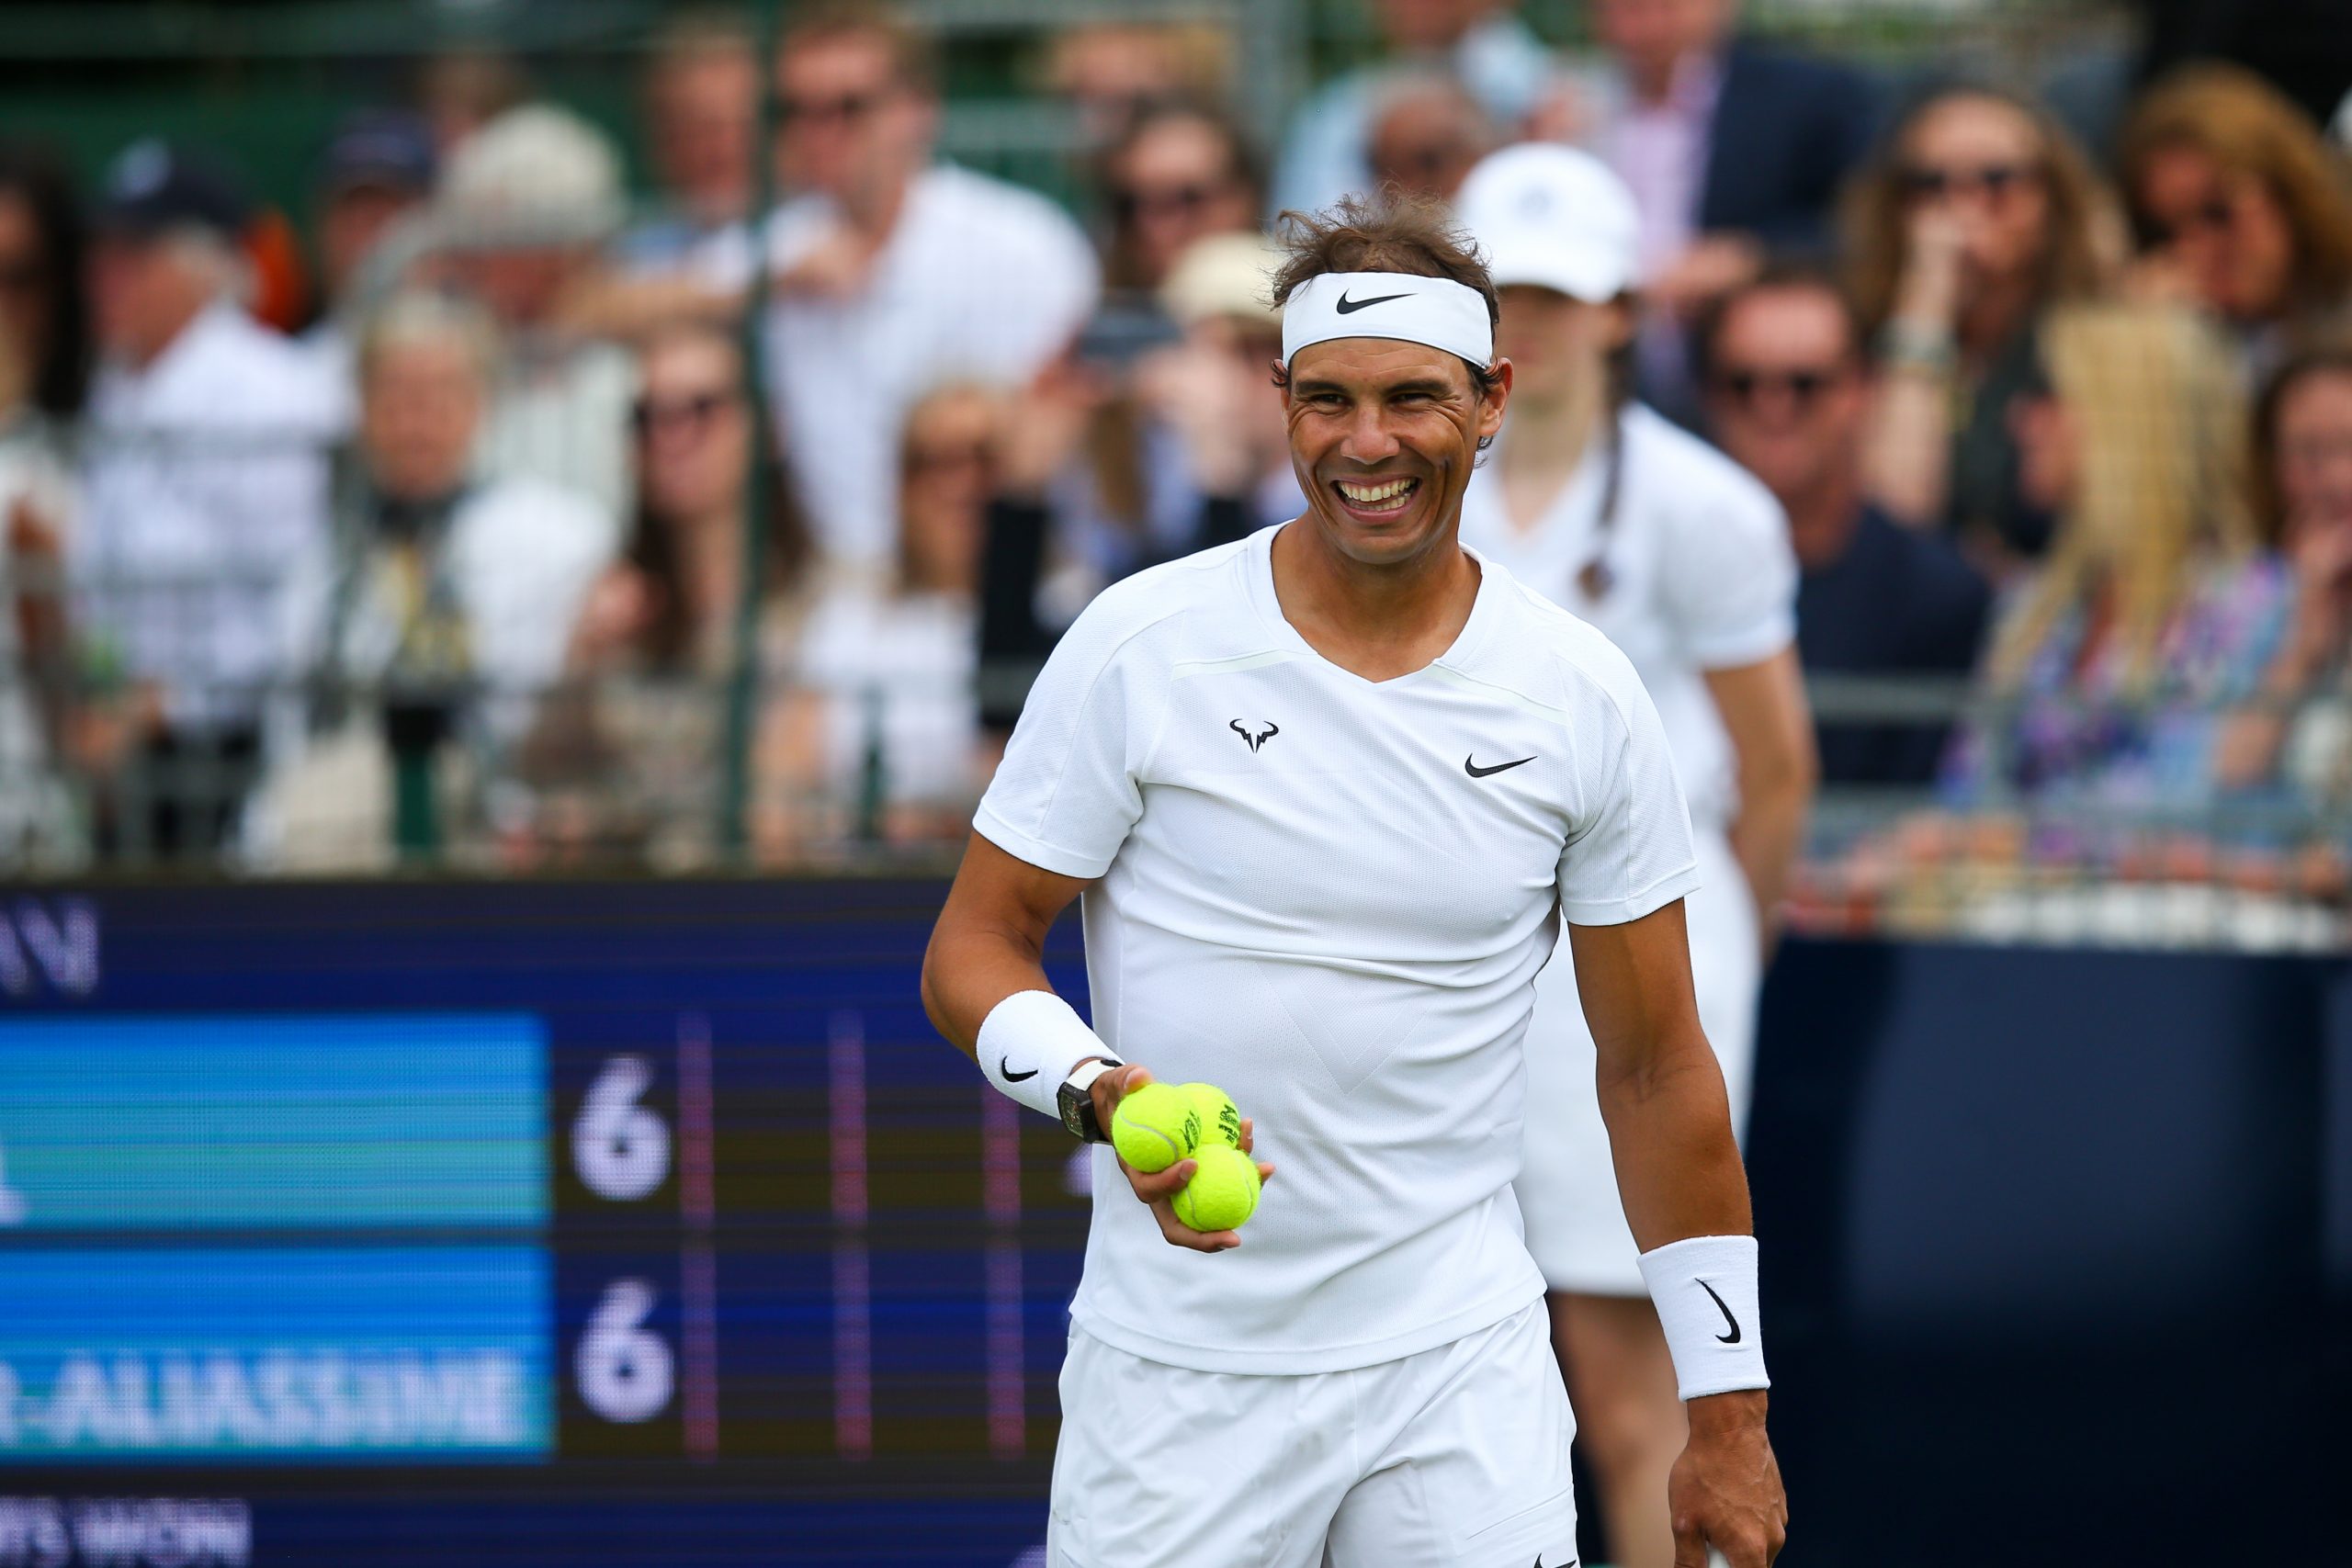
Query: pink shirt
[{"left": 1603, "top": 53, "right": 1725, "bottom": 276}]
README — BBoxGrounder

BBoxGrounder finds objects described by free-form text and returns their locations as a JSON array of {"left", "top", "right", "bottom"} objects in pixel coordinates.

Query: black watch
[{"left": 1057, "top": 1056, "right": 1125, "bottom": 1143}]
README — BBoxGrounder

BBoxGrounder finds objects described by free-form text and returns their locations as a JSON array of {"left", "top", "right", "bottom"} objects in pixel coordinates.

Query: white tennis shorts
[
  {"left": 1046, "top": 1299, "right": 1580, "bottom": 1568},
  {"left": 1517, "top": 828, "right": 1759, "bottom": 1296}
]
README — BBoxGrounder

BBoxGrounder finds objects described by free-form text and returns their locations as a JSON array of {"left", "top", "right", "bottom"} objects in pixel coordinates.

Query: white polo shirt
[
  {"left": 976, "top": 524, "right": 1699, "bottom": 1373},
  {"left": 718, "top": 164, "right": 1097, "bottom": 569},
  {"left": 1460, "top": 403, "right": 1796, "bottom": 831}
]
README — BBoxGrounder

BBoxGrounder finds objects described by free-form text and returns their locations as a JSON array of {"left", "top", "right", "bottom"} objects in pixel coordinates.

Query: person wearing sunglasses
[
  {"left": 2119, "top": 64, "right": 2352, "bottom": 369},
  {"left": 1096, "top": 102, "right": 1261, "bottom": 295},
  {"left": 1698, "top": 266, "right": 1989, "bottom": 789},
  {"left": 1454, "top": 145, "right": 1814, "bottom": 1568},
  {"left": 1843, "top": 84, "right": 2114, "bottom": 573}
]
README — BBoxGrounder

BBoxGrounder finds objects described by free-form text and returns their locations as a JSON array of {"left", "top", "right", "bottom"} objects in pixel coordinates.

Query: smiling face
[{"left": 1282, "top": 335, "right": 1509, "bottom": 569}]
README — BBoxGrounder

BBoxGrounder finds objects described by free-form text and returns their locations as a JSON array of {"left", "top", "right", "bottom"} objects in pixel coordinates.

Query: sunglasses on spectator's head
[
  {"left": 1113, "top": 181, "right": 1223, "bottom": 223},
  {"left": 1899, "top": 162, "right": 2036, "bottom": 204},
  {"left": 778, "top": 89, "right": 886, "bottom": 127},
  {"left": 1710, "top": 366, "right": 1847, "bottom": 405},
  {"left": 631, "top": 391, "right": 736, "bottom": 434}
]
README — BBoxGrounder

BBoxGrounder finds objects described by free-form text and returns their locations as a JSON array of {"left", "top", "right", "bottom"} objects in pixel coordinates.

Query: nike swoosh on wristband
[
  {"left": 1465, "top": 754, "right": 1535, "bottom": 778},
  {"left": 1698, "top": 1279, "right": 1742, "bottom": 1344},
  {"left": 1001, "top": 1058, "right": 1039, "bottom": 1083},
  {"left": 1335, "top": 289, "right": 1410, "bottom": 314}
]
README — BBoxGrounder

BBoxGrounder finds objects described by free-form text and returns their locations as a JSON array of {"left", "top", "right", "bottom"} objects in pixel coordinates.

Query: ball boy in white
[{"left": 922, "top": 192, "right": 1786, "bottom": 1568}]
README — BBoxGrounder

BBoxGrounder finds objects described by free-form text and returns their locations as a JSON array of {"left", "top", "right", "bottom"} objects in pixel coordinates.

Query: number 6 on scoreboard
[
  {"left": 576, "top": 1278, "right": 675, "bottom": 1424},
  {"left": 572, "top": 1055, "right": 672, "bottom": 1201}
]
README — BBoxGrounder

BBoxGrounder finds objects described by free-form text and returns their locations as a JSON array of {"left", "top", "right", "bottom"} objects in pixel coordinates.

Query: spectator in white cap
[
  {"left": 75, "top": 139, "right": 340, "bottom": 859},
  {"left": 433, "top": 103, "right": 635, "bottom": 547},
  {"left": 1453, "top": 141, "right": 1815, "bottom": 1568}
]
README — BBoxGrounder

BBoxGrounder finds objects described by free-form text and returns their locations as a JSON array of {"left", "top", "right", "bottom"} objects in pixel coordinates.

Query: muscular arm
[
  {"left": 1566, "top": 901, "right": 1751, "bottom": 1251},
  {"left": 921, "top": 831, "right": 1090, "bottom": 1056},
  {"left": 1704, "top": 649, "right": 1818, "bottom": 952},
  {"left": 922, "top": 831, "right": 1270, "bottom": 1252},
  {"left": 1568, "top": 899, "right": 1784, "bottom": 1566}
]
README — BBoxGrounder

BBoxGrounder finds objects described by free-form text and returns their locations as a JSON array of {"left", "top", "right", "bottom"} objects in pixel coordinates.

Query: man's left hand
[{"left": 1668, "top": 1389, "right": 1786, "bottom": 1567}]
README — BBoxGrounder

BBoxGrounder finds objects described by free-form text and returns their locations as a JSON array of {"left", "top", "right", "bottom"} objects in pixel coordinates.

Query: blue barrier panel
[{"left": 0, "top": 882, "right": 2330, "bottom": 1565}]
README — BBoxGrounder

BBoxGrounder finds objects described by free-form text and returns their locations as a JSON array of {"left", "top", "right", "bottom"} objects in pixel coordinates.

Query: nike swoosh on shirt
[
  {"left": 1335, "top": 289, "right": 1410, "bottom": 314},
  {"left": 1464, "top": 754, "right": 1535, "bottom": 778},
  {"left": 1699, "top": 1279, "right": 1742, "bottom": 1344},
  {"left": 1001, "top": 1058, "right": 1039, "bottom": 1083}
]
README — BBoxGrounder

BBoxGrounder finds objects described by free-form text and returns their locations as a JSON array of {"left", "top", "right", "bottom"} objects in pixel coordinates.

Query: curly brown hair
[
  {"left": 2119, "top": 63, "right": 2352, "bottom": 322},
  {"left": 1269, "top": 190, "right": 1498, "bottom": 392}
]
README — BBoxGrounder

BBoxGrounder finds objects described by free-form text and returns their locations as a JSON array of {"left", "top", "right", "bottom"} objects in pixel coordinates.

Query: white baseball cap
[{"left": 1455, "top": 142, "right": 1641, "bottom": 304}]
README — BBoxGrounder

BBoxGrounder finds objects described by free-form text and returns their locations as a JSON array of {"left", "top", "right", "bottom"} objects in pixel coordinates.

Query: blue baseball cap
[
  {"left": 319, "top": 110, "right": 436, "bottom": 197},
  {"left": 93, "top": 139, "right": 251, "bottom": 239}
]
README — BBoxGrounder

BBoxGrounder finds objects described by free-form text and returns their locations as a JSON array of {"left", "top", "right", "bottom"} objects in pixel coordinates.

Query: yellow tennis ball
[
  {"left": 1111, "top": 1082, "right": 1200, "bottom": 1174},
  {"left": 1171, "top": 1145, "right": 1261, "bottom": 1232},
  {"left": 1182, "top": 1082, "right": 1242, "bottom": 1150}
]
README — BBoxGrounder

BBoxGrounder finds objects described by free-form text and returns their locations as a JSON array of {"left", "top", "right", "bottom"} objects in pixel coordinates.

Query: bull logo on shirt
[{"left": 1228, "top": 719, "right": 1280, "bottom": 753}]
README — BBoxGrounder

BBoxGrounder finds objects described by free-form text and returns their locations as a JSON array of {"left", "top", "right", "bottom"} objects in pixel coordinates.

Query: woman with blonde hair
[
  {"left": 1941, "top": 303, "right": 2288, "bottom": 810},
  {"left": 2120, "top": 64, "right": 2352, "bottom": 362},
  {"left": 1845, "top": 83, "right": 2117, "bottom": 570}
]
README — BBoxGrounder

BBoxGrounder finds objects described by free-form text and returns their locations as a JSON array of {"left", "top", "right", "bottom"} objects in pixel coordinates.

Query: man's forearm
[
  {"left": 919, "top": 919, "right": 1056, "bottom": 1059},
  {"left": 1729, "top": 783, "right": 1807, "bottom": 939},
  {"left": 1595, "top": 1031, "right": 1753, "bottom": 1250}
]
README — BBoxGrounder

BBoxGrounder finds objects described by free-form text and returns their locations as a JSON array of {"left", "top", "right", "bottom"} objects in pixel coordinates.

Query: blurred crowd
[{"left": 5, "top": 0, "right": 2352, "bottom": 916}]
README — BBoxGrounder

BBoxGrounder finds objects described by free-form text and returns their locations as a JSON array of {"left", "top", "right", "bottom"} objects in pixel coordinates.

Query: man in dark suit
[
  {"left": 1697, "top": 266, "right": 1991, "bottom": 790},
  {"left": 1587, "top": 0, "right": 1880, "bottom": 417}
]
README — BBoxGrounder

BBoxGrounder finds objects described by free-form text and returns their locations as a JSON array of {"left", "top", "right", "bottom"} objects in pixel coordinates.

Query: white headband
[{"left": 1281, "top": 271, "right": 1494, "bottom": 370}]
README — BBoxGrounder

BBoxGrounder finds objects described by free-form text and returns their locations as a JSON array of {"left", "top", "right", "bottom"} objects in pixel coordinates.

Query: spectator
[
  {"left": 1045, "top": 22, "right": 1237, "bottom": 152},
  {"left": 1848, "top": 84, "right": 2115, "bottom": 571},
  {"left": 979, "top": 232, "right": 1298, "bottom": 725},
  {"left": 2217, "top": 338, "right": 2352, "bottom": 801},
  {"left": 416, "top": 47, "right": 529, "bottom": 158},
  {"left": 1581, "top": 0, "right": 1879, "bottom": 412},
  {"left": 524, "top": 321, "right": 814, "bottom": 866},
  {"left": 1097, "top": 101, "right": 1262, "bottom": 294},
  {"left": 1270, "top": 0, "right": 1555, "bottom": 216},
  {"left": 75, "top": 141, "right": 338, "bottom": 859},
  {"left": 1942, "top": 304, "right": 2285, "bottom": 814},
  {"left": 433, "top": 104, "right": 635, "bottom": 544},
  {"left": 764, "top": 382, "right": 993, "bottom": 852},
  {"left": 0, "top": 142, "right": 90, "bottom": 865},
  {"left": 2119, "top": 64, "right": 2352, "bottom": 371},
  {"left": 304, "top": 110, "right": 437, "bottom": 399},
  {"left": 1364, "top": 72, "right": 1496, "bottom": 204},
  {"left": 744, "top": 2, "right": 1098, "bottom": 570},
  {"left": 269, "top": 292, "right": 610, "bottom": 864},
  {"left": 1699, "top": 267, "right": 1991, "bottom": 787},
  {"left": 618, "top": 12, "right": 762, "bottom": 277}
]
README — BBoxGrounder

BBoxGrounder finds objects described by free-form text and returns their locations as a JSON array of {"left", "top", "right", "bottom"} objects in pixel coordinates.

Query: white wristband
[
  {"left": 976, "top": 989, "right": 1108, "bottom": 1120},
  {"left": 1636, "top": 1234, "right": 1770, "bottom": 1401}
]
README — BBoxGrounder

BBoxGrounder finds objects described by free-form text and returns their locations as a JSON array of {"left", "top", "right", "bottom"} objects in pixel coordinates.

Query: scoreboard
[{"left": 0, "top": 880, "right": 1091, "bottom": 1568}]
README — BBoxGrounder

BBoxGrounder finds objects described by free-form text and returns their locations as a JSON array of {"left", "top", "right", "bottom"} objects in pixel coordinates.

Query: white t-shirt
[
  {"left": 795, "top": 582, "right": 981, "bottom": 807},
  {"left": 733, "top": 165, "right": 1097, "bottom": 569},
  {"left": 974, "top": 525, "right": 1699, "bottom": 1373},
  {"left": 1459, "top": 403, "right": 1796, "bottom": 829},
  {"left": 77, "top": 303, "right": 341, "bottom": 730}
]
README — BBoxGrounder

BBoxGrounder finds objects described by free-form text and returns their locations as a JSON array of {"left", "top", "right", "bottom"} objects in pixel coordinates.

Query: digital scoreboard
[{"left": 0, "top": 882, "right": 1093, "bottom": 1568}]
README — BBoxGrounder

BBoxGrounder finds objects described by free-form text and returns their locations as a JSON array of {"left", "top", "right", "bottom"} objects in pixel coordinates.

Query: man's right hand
[{"left": 1091, "top": 1063, "right": 1273, "bottom": 1254}]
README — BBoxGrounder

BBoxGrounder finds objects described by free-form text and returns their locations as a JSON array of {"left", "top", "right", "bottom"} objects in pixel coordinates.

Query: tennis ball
[
  {"left": 1171, "top": 1145, "right": 1261, "bottom": 1232},
  {"left": 1111, "top": 1082, "right": 1200, "bottom": 1174},
  {"left": 1182, "top": 1083, "right": 1242, "bottom": 1150}
]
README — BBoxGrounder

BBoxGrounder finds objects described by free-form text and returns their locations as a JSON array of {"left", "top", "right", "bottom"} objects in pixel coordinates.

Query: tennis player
[
  {"left": 1453, "top": 144, "right": 1815, "bottom": 1568},
  {"left": 922, "top": 192, "right": 1785, "bottom": 1568}
]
